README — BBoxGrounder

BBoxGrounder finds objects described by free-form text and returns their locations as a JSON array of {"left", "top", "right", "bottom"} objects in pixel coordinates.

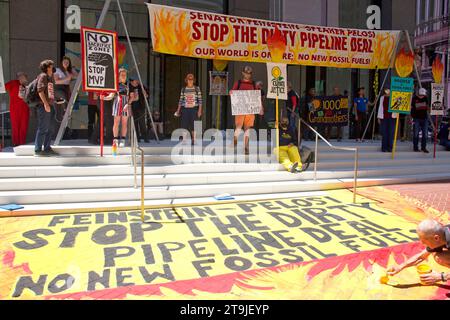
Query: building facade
[
  {"left": 0, "top": 0, "right": 417, "bottom": 144},
  {"left": 414, "top": 0, "right": 450, "bottom": 106}
]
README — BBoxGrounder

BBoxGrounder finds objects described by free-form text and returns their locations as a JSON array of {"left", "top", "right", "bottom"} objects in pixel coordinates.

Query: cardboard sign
[
  {"left": 430, "top": 83, "right": 445, "bottom": 116},
  {"left": 266, "top": 63, "right": 287, "bottom": 100},
  {"left": 81, "top": 27, "right": 119, "bottom": 93},
  {"left": 230, "top": 90, "right": 261, "bottom": 115},
  {"left": 389, "top": 76, "right": 414, "bottom": 114},
  {"left": 0, "top": 57, "right": 5, "bottom": 94},
  {"left": 308, "top": 95, "right": 349, "bottom": 126},
  {"left": 209, "top": 71, "right": 228, "bottom": 96}
]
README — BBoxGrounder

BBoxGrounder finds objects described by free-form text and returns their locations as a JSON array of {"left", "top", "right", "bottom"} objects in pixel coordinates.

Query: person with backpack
[
  {"left": 5, "top": 72, "right": 29, "bottom": 146},
  {"left": 230, "top": 66, "right": 262, "bottom": 154},
  {"left": 175, "top": 73, "right": 203, "bottom": 145},
  {"left": 34, "top": 60, "right": 58, "bottom": 156}
]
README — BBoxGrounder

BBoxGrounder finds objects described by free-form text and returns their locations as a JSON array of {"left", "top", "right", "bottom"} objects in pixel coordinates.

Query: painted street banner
[
  {"left": 389, "top": 77, "right": 414, "bottom": 114},
  {"left": 209, "top": 71, "right": 228, "bottom": 95},
  {"left": 308, "top": 95, "right": 349, "bottom": 126},
  {"left": 0, "top": 56, "right": 5, "bottom": 94},
  {"left": 266, "top": 63, "right": 287, "bottom": 100},
  {"left": 81, "top": 27, "right": 119, "bottom": 93},
  {"left": 230, "top": 90, "right": 261, "bottom": 115},
  {"left": 147, "top": 4, "right": 400, "bottom": 69},
  {"left": 430, "top": 83, "right": 445, "bottom": 116}
]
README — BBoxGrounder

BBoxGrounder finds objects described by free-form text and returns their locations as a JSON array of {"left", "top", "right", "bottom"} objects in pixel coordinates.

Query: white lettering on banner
[
  {"left": 366, "top": 5, "right": 381, "bottom": 30},
  {"left": 0, "top": 57, "right": 5, "bottom": 94},
  {"left": 66, "top": 5, "right": 81, "bottom": 31},
  {"left": 230, "top": 90, "right": 262, "bottom": 115}
]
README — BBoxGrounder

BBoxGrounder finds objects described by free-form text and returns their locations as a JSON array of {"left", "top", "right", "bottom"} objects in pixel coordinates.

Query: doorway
[{"left": 163, "top": 55, "right": 198, "bottom": 135}]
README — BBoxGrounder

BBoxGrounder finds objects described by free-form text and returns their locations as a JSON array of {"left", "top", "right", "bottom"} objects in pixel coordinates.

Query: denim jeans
[
  {"left": 34, "top": 104, "right": 54, "bottom": 152},
  {"left": 380, "top": 118, "right": 395, "bottom": 152},
  {"left": 413, "top": 118, "right": 428, "bottom": 150}
]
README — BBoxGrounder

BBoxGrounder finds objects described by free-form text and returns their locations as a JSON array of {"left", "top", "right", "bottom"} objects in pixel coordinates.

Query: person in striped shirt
[{"left": 175, "top": 73, "right": 203, "bottom": 145}]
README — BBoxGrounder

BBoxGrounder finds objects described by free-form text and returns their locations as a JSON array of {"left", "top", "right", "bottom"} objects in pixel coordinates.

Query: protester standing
[
  {"left": 87, "top": 92, "right": 99, "bottom": 144},
  {"left": 230, "top": 66, "right": 260, "bottom": 154},
  {"left": 5, "top": 72, "right": 29, "bottom": 146},
  {"left": 129, "top": 79, "right": 149, "bottom": 143},
  {"left": 105, "top": 68, "right": 136, "bottom": 148},
  {"left": 377, "top": 88, "right": 397, "bottom": 152},
  {"left": 285, "top": 82, "right": 299, "bottom": 132},
  {"left": 54, "top": 56, "right": 77, "bottom": 138},
  {"left": 175, "top": 73, "right": 203, "bottom": 145},
  {"left": 35, "top": 60, "right": 57, "bottom": 156},
  {"left": 411, "top": 88, "right": 430, "bottom": 153},
  {"left": 353, "top": 87, "right": 373, "bottom": 142}
]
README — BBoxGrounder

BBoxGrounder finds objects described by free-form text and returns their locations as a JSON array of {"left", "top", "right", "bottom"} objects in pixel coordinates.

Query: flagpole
[
  {"left": 392, "top": 116, "right": 400, "bottom": 160},
  {"left": 276, "top": 96, "right": 279, "bottom": 162}
]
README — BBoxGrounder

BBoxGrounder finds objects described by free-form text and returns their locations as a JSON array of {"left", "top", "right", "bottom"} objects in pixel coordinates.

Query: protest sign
[
  {"left": 430, "top": 83, "right": 445, "bottom": 116},
  {"left": 209, "top": 71, "right": 228, "bottom": 95},
  {"left": 230, "top": 90, "right": 261, "bottom": 115},
  {"left": 266, "top": 63, "right": 287, "bottom": 100},
  {"left": 81, "top": 27, "right": 119, "bottom": 93},
  {"left": 389, "top": 76, "right": 414, "bottom": 114},
  {"left": 308, "top": 95, "right": 349, "bottom": 126}
]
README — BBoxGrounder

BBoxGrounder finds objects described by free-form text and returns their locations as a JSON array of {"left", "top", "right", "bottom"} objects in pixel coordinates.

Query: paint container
[{"left": 417, "top": 264, "right": 432, "bottom": 285}]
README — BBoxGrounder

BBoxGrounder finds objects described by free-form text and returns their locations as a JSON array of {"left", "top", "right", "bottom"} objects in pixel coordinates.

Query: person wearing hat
[
  {"left": 377, "top": 88, "right": 398, "bottom": 152},
  {"left": 230, "top": 66, "right": 262, "bottom": 154},
  {"left": 411, "top": 87, "right": 430, "bottom": 153}
]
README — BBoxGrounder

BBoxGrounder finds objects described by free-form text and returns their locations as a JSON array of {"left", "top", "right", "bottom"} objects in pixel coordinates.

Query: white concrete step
[
  {"left": 2, "top": 170, "right": 450, "bottom": 205},
  {"left": 2, "top": 163, "right": 449, "bottom": 192}
]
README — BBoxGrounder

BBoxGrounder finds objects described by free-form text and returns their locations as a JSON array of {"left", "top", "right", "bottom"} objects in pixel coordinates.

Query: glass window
[{"left": 64, "top": 0, "right": 149, "bottom": 38}]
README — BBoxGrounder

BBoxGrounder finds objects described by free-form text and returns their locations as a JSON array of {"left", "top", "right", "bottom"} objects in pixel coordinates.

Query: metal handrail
[
  {"left": 295, "top": 114, "right": 359, "bottom": 203},
  {"left": 129, "top": 116, "right": 146, "bottom": 221}
]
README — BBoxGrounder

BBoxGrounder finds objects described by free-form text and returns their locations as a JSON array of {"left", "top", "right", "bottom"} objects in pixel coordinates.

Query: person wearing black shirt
[
  {"left": 276, "top": 117, "right": 311, "bottom": 173},
  {"left": 387, "top": 219, "right": 450, "bottom": 285},
  {"left": 129, "top": 79, "right": 149, "bottom": 143},
  {"left": 411, "top": 88, "right": 430, "bottom": 153}
]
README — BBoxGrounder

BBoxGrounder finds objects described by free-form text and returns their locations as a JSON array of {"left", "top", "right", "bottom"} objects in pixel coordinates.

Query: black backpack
[{"left": 23, "top": 78, "right": 40, "bottom": 107}]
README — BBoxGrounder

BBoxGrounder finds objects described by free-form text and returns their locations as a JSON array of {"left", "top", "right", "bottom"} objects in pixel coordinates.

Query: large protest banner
[
  {"left": 81, "top": 27, "right": 119, "bottom": 93},
  {"left": 230, "top": 90, "right": 262, "bottom": 115},
  {"left": 307, "top": 95, "right": 349, "bottom": 126},
  {"left": 147, "top": 4, "right": 400, "bottom": 69}
]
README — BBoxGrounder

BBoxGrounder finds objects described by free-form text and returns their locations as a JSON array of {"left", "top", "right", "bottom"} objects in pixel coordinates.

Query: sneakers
[
  {"left": 414, "top": 148, "right": 420, "bottom": 152},
  {"left": 35, "top": 148, "right": 58, "bottom": 157},
  {"left": 422, "top": 148, "right": 430, "bottom": 153},
  {"left": 119, "top": 139, "right": 125, "bottom": 148},
  {"left": 289, "top": 162, "right": 299, "bottom": 173}
]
